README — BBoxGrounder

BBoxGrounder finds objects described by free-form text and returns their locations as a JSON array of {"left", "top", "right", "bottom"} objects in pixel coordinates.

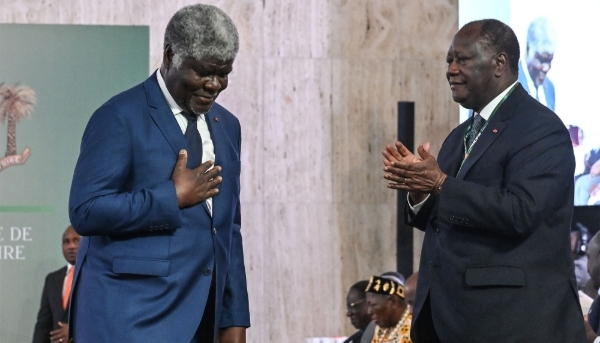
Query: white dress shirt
[
  {"left": 408, "top": 81, "right": 518, "bottom": 213},
  {"left": 156, "top": 70, "right": 215, "bottom": 216}
]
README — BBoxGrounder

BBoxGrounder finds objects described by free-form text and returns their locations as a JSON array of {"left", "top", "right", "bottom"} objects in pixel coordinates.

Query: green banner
[{"left": 0, "top": 24, "right": 149, "bottom": 342}]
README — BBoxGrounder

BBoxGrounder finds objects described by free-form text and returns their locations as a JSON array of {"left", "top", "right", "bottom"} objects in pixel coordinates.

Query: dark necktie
[
  {"left": 181, "top": 112, "right": 203, "bottom": 168},
  {"left": 467, "top": 113, "right": 486, "bottom": 149}
]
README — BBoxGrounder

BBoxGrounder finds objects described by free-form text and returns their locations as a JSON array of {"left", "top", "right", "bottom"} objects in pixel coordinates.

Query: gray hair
[
  {"left": 164, "top": 4, "right": 239, "bottom": 68},
  {"left": 526, "top": 17, "right": 557, "bottom": 56}
]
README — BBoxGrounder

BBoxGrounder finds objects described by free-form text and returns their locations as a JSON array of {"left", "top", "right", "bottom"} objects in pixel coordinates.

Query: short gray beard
[{"left": 187, "top": 98, "right": 210, "bottom": 116}]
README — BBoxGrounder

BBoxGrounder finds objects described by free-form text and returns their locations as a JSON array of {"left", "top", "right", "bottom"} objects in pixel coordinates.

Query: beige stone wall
[{"left": 0, "top": 0, "right": 458, "bottom": 341}]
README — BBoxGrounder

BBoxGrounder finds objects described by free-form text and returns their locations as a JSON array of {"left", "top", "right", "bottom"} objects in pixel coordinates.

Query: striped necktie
[{"left": 467, "top": 113, "right": 486, "bottom": 148}]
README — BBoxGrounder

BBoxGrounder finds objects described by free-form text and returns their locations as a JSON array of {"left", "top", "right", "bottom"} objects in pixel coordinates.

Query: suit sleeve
[
  {"left": 436, "top": 117, "right": 574, "bottom": 237},
  {"left": 32, "top": 275, "right": 53, "bottom": 343},
  {"left": 219, "top": 125, "right": 250, "bottom": 328},
  {"left": 69, "top": 104, "right": 181, "bottom": 236}
]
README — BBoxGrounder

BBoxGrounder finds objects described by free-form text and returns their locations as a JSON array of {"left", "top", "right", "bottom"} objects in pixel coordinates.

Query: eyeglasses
[{"left": 346, "top": 298, "right": 365, "bottom": 312}]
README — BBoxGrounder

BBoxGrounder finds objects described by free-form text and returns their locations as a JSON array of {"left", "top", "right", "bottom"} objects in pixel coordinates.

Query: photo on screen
[{"left": 459, "top": 0, "right": 600, "bottom": 211}]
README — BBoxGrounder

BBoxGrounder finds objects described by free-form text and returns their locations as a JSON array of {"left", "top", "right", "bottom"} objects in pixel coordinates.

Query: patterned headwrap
[{"left": 365, "top": 275, "right": 405, "bottom": 299}]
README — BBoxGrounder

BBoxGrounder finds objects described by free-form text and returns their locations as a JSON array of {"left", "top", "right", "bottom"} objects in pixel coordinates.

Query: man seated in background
[
  {"left": 575, "top": 147, "right": 600, "bottom": 206},
  {"left": 32, "top": 226, "right": 80, "bottom": 343},
  {"left": 365, "top": 275, "right": 412, "bottom": 343},
  {"left": 344, "top": 280, "right": 375, "bottom": 343},
  {"left": 585, "top": 231, "right": 600, "bottom": 342},
  {"left": 404, "top": 272, "right": 418, "bottom": 314},
  {"left": 572, "top": 224, "right": 591, "bottom": 289}
]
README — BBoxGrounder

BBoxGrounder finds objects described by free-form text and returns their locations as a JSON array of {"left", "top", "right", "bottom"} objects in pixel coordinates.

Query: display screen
[{"left": 459, "top": 0, "right": 600, "bottom": 209}]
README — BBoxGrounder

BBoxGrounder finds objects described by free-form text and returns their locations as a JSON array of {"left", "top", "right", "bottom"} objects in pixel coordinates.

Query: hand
[
  {"left": 219, "top": 326, "right": 246, "bottom": 343},
  {"left": 172, "top": 150, "right": 222, "bottom": 208},
  {"left": 382, "top": 141, "right": 427, "bottom": 166},
  {"left": 383, "top": 143, "right": 447, "bottom": 198},
  {"left": 584, "top": 315, "right": 598, "bottom": 343},
  {"left": 49, "top": 322, "right": 68, "bottom": 343}
]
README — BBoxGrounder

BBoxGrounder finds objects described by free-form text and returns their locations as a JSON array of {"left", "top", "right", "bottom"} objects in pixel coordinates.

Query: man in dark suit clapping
[
  {"left": 32, "top": 226, "right": 80, "bottom": 343},
  {"left": 383, "top": 19, "right": 584, "bottom": 342}
]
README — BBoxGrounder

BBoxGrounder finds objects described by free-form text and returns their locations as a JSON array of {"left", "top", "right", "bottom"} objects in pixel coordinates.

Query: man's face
[
  {"left": 164, "top": 52, "right": 233, "bottom": 115},
  {"left": 62, "top": 226, "right": 80, "bottom": 265},
  {"left": 446, "top": 24, "right": 497, "bottom": 112},
  {"left": 526, "top": 47, "right": 553, "bottom": 88},
  {"left": 346, "top": 288, "right": 371, "bottom": 330},
  {"left": 366, "top": 293, "right": 397, "bottom": 328}
]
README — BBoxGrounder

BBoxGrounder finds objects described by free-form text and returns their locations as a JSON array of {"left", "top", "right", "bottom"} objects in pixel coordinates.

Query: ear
[
  {"left": 493, "top": 52, "right": 509, "bottom": 77},
  {"left": 163, "top": 43, "right": 174, "bottom": 69}
]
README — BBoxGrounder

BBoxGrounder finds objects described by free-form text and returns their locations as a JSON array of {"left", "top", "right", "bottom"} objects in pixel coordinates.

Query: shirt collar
[
  {"left": 156, "top": 69, "right": 183, "bottom": 115},
  {"left": 476, "top": 81, "right": 518, "bottom": 120}
]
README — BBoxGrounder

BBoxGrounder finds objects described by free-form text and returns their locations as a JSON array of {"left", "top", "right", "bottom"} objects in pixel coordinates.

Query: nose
[
  {"left": 205, "top": 75, "right": 221, "bottom": 92},
  {"left": 541, "top": 62, "right": 550, "bottom": 73},
  {"left": 446, "top": 60, "right": 459, "bottom": 79},
  {"left": 346, "top": 309, "right": 351, "bottom": 317}
]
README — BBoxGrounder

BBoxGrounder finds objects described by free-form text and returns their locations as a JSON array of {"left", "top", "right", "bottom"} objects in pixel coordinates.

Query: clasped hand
[
  {"left": 382, "top": 141, "right": 447, "bottom": 202},
  {"left": 172, "top": 150, "right": 222, "bottom": 208}
]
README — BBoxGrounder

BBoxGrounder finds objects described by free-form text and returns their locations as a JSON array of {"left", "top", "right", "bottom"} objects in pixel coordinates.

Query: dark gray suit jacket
[
  {"left": 407, "top": 84, "right": 584, "bottom": 342},
  {"left": 32, "top": 266, "right": 69, "bottom": 343}
]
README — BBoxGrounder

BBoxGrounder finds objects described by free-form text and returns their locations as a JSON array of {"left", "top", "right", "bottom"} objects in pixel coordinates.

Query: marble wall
[{"left": 0, "top": 0, "right": 458, "bottom": 341}]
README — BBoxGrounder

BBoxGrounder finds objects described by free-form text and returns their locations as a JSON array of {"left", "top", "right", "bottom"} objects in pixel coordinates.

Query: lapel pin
[
  {"left": 492, "top": 129, "right": 498, "bottom": 133},
  {"left": 214, "top": 117, "right": 219, "bottom": 122}
]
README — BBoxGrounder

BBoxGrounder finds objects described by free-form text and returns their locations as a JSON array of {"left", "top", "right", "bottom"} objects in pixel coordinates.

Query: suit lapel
[
  {"left": 143, "top": 72, "right": 187, "bottom": 157},
  {"left": 455, "top": 84, "right": 526, "bottom": 179},
  {"left": 455, "top": 121, "right": 506, "bottom": 179},
  {"left": 204, "top": 108, "right": 227, "bottom": 219}
]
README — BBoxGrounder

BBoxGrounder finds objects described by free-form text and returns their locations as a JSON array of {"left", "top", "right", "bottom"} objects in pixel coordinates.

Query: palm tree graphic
[{"left": 0, "top": 84, "right": 36, "bottom": 157}]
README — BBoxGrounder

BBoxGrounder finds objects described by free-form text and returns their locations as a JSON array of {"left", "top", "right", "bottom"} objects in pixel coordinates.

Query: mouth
[
  {"left": 193, "top": 94, "right": 215, "bottom": 104},
  {"left": 449, "top": 81, "right": 465, "bottom": 89}
]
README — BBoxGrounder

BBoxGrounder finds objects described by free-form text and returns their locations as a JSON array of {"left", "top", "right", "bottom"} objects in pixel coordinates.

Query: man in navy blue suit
[
  {"left": 68, "top": 4, "right": 248, "bottom": 343},
  {"left": 383, "top": 19, "right": 583, "bottom": 342},
  {"left": 517, "top": 17, "right": 557, "bottom": 111}
]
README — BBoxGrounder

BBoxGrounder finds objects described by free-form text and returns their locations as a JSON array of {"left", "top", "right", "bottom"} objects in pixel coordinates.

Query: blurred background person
[
  {"left": 344, "top": 280, "right": 375, "bottom": 343},
  {"left": 518, "top": 17, "right": 557, "bottom": 111},
  {"left": 365, "top": 276, "right": 412, "bottom": 343},
  {"left": 586, "top": 231, "right": 600, "bottom": 341},
  {"left": 572, "top": 223, "right": 591, "bottom": 289},
  {"left": 32, "top": 226, "right": 80, "bottom": 343},
  {"left": 404, "top": 272, "right": 418, "bottom": 314},
  {"left": 569, "top": 125, "right": 587, "bottom": 178},
  {"left": 575, "top": 148, "right": 600, "bottom": 205}
]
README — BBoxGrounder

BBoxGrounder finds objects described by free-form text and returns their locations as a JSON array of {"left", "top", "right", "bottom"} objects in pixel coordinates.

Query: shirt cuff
[
  {"left": 407, "top": 194, "right": 430, "bottom": 214},
  {"left": 593, "top": 337, "right": 600, "bottom": 343}
]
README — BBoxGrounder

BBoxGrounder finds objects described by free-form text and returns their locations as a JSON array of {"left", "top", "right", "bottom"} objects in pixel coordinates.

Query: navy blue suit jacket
[
  {"left": 406, "top": 84, "right": 584, "bottom": 342},
  {"left": 68, "top": 73, "right": 249, "bottom": 342}
]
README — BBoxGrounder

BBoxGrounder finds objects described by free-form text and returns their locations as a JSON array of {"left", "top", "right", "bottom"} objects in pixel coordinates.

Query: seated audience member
[
  {"left": 587, "top": 231, "right": 600, "bottom": 336},
  {"left": 575, "top": 148, "right": 600, "bottom": 205},
  {"left": 403, "top": 272, "right": 418, "bottom": 314},
  {"left": 365, "top": 275, "right": 412, "bottom": 343},
  {"left": 344, "top": 280, "right": 375, "bottom": 343},
  {"left": 573, "top": 224, "right": 592, "bottom": 289},
  {"left": 380, "top": 271, "right": 405, "bottom": 286},
  {"left": 32, "top": 226, "right": 80, "bottom": 343}
]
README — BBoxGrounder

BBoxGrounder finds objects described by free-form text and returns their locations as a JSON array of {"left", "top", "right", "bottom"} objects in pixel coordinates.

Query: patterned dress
[{"left": 370, "top": 309, "right": 412, "bottom": 343}]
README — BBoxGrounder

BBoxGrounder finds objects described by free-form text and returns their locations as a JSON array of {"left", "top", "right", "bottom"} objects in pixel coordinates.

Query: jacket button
[
  {"left": 203, "top": 268, "right": 212, "bottom": 276},
  {"left": 428, "top": 261, "right": 433, "bottom": 266},
  {"left": 435, "top": 228, "right": 440, "bottom": 235},
  {"left": 213, "top": 228, "right": 217, "bottom": 235}
]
